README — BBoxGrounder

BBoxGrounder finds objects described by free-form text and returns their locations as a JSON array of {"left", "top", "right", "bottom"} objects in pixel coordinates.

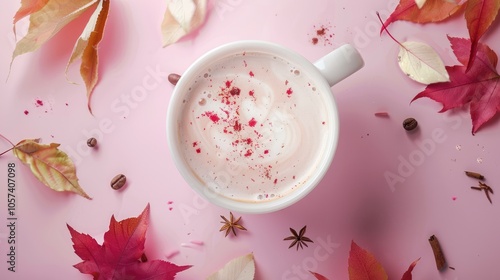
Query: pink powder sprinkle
[
  {"left": 286, "top": 88, "right": 293, "bottom": 96},
  {"left": 249, "top": 90, "right": 255, "bottom": 97},
  {"left": 165, "top": 250, "right": 180, "bottom": 259},
  {"left": 274, "top": 178, "right": 278, "bottom": 184},
  {"left": 167, "top": 201, "right": 173, "bottom": 204},
  {"left": 225, "top": 80, "right": 232, "bottom": 88},
  {"left": 35, "top": 99, "right": 43, "bottom": 106},
  {"left": 196, "top": 148, "right": 201, "bottom": 153},
  {"left": 190, "top": 240, "right": 204, "bottom": 246},
  {"left": 452, "top": 196, "right": 457, "bottom": 201},
  {"left": 24, "top": 110, "right": 29, "bottom": 115},
  {"left": 169, "top": 207, "right": 173, "bottom": 211},
  {"left": 374, "top": 112, "right": 389, "bottom": 117},
  {"left": 264, "top": 150, "right": 269, "bottom": 154},
  {"left": 248, "top": 118, "right": 257, "bottom": 127},
  {"left": 205, "top": 112, "right": 220, "bottom": 123},
  {"left": 244, "top": 149, "right": 253, "bottom": 157},
  {"left": 249, "top": 71, "right": 254, "bottom": 77}
]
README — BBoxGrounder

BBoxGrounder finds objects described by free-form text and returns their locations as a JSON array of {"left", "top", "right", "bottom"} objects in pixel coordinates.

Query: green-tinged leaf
[{"left": 13, "top": 139, "right": 91, "bottom": 199}]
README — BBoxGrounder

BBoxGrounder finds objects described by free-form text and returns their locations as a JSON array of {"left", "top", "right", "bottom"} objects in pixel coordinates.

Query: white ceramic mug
[{"left": 167, "top": 41, "right": 363, "bottom": 213}]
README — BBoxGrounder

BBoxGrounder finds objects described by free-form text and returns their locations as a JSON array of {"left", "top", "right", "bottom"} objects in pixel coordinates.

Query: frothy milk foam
[{"left": 176, "top": 51, "right": 335, "bottom": 203}]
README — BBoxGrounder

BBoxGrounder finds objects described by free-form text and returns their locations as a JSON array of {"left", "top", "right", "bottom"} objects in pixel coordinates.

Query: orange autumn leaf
[
  {"left": 10, "top": 0, "right": 110, "bottom": 113},
  {"left": 13, "top": 139, "right": 91, "bottom": 199},
  {"left": 66, "top": 0, "right": 110, "bottom": 113},
  {"left": 382, "top": 0, "right": 463, "bottom": 30},
  {"left": 348, "top": 241, "right": 388, "bottom": 280},
  {"left": 464, "top": 0, "right": 500, "bottom": 69},
  {"left": 13, "top": 0, "right": 49, "bottom": 32}
]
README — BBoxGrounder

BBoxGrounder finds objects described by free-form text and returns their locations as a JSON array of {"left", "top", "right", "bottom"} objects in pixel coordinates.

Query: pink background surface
[{"left": 1, "top": 0, "right": 500, "bottom": 279}]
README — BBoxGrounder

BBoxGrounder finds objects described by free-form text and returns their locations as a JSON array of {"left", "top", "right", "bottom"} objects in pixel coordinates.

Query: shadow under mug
[{"left": 167, "top": 41, "right": 364, "bottom": 213}]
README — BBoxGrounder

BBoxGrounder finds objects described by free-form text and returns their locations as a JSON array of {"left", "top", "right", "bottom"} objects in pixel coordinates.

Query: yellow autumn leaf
[
  {"left": 66, "top": 0, "right": 110, "bottom": 113},
  {"left": 162, "top": 0, "right": 207, "bottom": 47},
  {"left": 13, "top": 139, "right": 91, "bottom": 199}
]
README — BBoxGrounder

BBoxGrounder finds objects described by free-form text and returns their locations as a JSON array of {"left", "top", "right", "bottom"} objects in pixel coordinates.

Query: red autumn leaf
[
  {"left": 412, "top": 36, "right": 500, "bottom": 134},
  {"left": 400, "top": 258, "right": 420, "bottom": 280},
  {"left": 67, "top": 204, "right": 190, "bottom": 279},
  {"left": 382, "top": 0, "right": 463, "bottom": 31},
  {"left": 464, "top": 0, "right": 500, "bottom": 69},
  {"left": 348, "top": 241, "right": 388, "bottom": 280},
  {"left": 310, "top": 271, "right": 329, "bottom": 280}
]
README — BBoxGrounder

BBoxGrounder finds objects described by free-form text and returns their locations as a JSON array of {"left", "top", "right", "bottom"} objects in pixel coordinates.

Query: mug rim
[{"left": 166, "top": 40, "right": 339, "bottom": 213}]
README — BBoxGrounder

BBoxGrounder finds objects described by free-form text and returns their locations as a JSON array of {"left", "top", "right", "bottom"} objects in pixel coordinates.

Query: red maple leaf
[
  {"left": 412, "top": 36, "right": 500, "bottom": 134},
  {"left": 67, "top": 204, "right": 190, "bottom": 280},
  {"left": 465, "top": 0, "right": 500, "bottom": 69}
]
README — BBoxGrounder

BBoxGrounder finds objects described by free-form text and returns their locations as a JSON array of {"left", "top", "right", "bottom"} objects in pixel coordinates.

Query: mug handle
[{"left": 313, "top": 44, "right": 364, "bottom": 87}]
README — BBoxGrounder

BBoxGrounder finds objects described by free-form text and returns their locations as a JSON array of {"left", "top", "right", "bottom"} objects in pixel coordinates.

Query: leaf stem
[
  {"left": 0, "top": 133, "right": 15, "bottom": 156},
  {"left": 0, "top": 133, "right": 15, "bottom": 147},
  {"left": 376, "top": 12, "right": 404, "bottom": 48},
  {"left": 0, "top": 147, "right": 14, "bottom": 157}
]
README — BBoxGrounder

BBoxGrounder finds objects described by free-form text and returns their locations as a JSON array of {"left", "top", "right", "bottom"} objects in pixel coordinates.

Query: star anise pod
[
  {"left": 219, "top": 212, "right": 247, "bottom": 237},
  {"left": 284, "top": 225, "right": 314, "bottom": 250}
]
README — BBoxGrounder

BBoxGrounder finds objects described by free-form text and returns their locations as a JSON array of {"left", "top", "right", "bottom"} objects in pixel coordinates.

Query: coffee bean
[
  {"left": 403, "top": 118, "right": 418, "bottom": 131},
  {"left": 168, "top": 73, "right": 181, "bottom": 85},
  {"left": 87, "top": 137, "right": 97, "bottom": 147},
  {"left": 110, "top": 174, "right": 126, "bottom": 190}
]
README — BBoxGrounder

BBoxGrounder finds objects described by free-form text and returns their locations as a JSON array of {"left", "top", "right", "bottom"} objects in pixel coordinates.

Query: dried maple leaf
[
  {"left": 348, "top": 241, "right": 388, "bottom": 280},
  {"left": 464, "top": 0, "right": 500, "bottom": 69},
  {"left": 412, "top": 36, "right": 500, "bottom": 134},
  {"left": 11, "top": 0, "right": 109, "bottom": 112},
  {"left": 382, "top": 0, "right": 463, "bottom": 29},
  {"left": 66, "top": 0, "right": 110, "bottom": 113},
  {"left": 12, "top": 139, "right": 91, "bottom": 199},
  {"left": 161, "top": 0, "right": 207, "bottom": 47},
  {"left": 207, "top": 253, "right": 255, "bottom": 280},
  {"left": 68, "top": 204, "right": 191, "bottom": 279}
]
